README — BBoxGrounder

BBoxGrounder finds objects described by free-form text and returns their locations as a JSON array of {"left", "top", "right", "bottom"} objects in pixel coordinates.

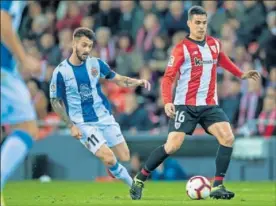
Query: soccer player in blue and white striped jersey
[
  {"left": 50, "top": 27, "right": 151, "bottom": 189},
  {"left": 1, "top": 1, "right": 42, "bottom": 205}
]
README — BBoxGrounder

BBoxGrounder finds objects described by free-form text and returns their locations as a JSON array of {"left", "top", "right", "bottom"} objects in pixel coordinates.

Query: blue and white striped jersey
[
  {"left": 1, "top": 1, "right": 26, "bottom": 71},
  {"left": 50, "top": 57, "right": 116, "bottom": 123}
]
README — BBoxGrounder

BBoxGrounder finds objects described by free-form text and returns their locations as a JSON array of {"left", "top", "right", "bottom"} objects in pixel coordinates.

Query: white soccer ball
[{"left": 186, "top": 176, "right": 211, "bottom": 200}]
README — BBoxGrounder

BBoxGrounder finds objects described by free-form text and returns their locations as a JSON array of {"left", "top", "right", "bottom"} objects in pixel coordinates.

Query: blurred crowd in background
[{"left": 13, "top": 0, "right": 276, "bottom": 139}]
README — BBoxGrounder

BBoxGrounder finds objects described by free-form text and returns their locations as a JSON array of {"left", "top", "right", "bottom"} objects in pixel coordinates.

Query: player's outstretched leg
[
  {"left": 1, "top": 121, "right": 37, "bottom": 197},
  {"left": 130, "top": 132, "right": 185, "bottom": 200},
  {"left": 208, "top": 122, "right": 235, "bottom": 200},
  {"left": 95, "top": 144, "right": 133, "bottom": 187}
]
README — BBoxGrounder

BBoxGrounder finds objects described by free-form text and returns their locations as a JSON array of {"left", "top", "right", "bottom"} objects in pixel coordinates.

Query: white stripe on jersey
[
  {"left": 86, "top": 58, "right": 110, "bottom": 118},
  {"left": 174, "top": 45, "right": 192, "bottom": 105},
  {"left": 58, "top": 61, "right": 85, "bottom": 123},
  {"left": 10, "top": 1, "right": 26, "bottom": 29},
  {"left": 196, "top": 44, "right": 214, "bottom": 106}
]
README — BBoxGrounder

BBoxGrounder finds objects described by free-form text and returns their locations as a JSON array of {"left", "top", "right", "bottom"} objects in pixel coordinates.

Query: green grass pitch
[{"left": 2, "top": 181, "right": 276, "bottom": 206}]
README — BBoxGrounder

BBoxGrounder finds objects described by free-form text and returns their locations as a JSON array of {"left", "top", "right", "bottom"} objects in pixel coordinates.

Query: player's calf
[
  {"left": 95, "top": 144, "right": 133, "bottom": 187},
  {"left": 164, "top": 132, "right": 185, "bottom": 154}
]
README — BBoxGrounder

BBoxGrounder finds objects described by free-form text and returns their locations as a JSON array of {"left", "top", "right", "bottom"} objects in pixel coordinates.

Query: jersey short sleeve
[
  {"left": 1, "top": 1, "right": 12, "bottom": 13},
  {"left": 49, "top": 69, "right": 66, "bottom": 99},
  {"left": 97, "top": 59, "right": 116, "bottom": 79}
]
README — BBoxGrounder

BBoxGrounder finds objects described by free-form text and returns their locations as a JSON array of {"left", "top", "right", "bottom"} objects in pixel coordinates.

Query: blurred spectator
[
  {"left": 94, "top": 1, "right": 121, "bottom": 34},
  {"left": 80, "top": 15, "right": 96, "bottom": 30},
  {"left": 203, "top": 0, "right": 226, "bottom": 38},
  {"left": 27, "top": 79, "right": 48, "bottom": 120},
  {"left": 117, "top": 93, "right": 154, "bottom": 132},
  {"left": 148, "top": 34, "right": 169, "bottom": 73},
  {"left": 155, "top": 0, "right": 169, "bottom": 24},
  {"left": 136, "top": 13, "right": 163, "bottom": 61},
  {"left": 257, "top": 89, "right": 276, "bottom": 138},
  {"left": 151, "top": 158, "right": 188, "bottom": 181},
  {"left": 118, "top": 1, "right": 141, "bottom": 39},
  {"left": 115, "top": 32, "right": 144, "bottom": 76},
  {"left": 56, "top": 2, "right": 83, "bottom": 32},
  {"left": 39, "top": 33, "right": 61, "bottom": 66},
  {"left": 164, "top": 1, "right": 189, "bottom": 37},
  {"left": 257, "top": 11, "right": 276, "bottom": 72},
  {"left": 267, "top": 68, "right": 276, "bottom": 88},
  {"left": 220, "top": 79, "right": 241, "bottom": 126},
  {"left": 263, "top": 0, "right": 276, "bottom": 12},
  {"left": 94, "top": 27, "right": 116, "bottom": 66},
  {"left": 237, "top": 78, "right": 263, "bottom": 128},
  {"left": 135, "top": 1, "right": 157, "bottom": 30},
  {"left": 58, "top": 28, "right": 73, "bottom": 60},
  {"left": 236, "top": 1, "right": 266, "bottom": 46},
  {"left": 20, "top": 1, "right": 42, "bottom": 39}
]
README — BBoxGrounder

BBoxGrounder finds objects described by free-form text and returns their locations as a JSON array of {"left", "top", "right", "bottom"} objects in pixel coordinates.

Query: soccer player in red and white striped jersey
[{"left": 130, "top": 5, "right": 260, "bottom": 200}]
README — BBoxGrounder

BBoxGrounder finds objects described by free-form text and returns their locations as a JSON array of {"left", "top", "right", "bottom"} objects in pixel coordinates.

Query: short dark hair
[
  {"left": 73, "top": 27, "right": 96, "bottom": 41},
  {"left": 188, "top": 6, "right": 207, "bottom": 20}
]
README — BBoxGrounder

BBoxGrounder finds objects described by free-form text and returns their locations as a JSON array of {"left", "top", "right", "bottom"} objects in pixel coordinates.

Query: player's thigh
[
  {"left": 208, "top": 122, "right": 235, "bottom": 146},
  {"left": 168, "top": 105, "right": 198, "bottom": 135},
  {"left": 95, "top": 144, "right": 117, "bottom": 166},
  {"left": 78, "top": 124, "right": 106, "bottom": 155},
  {"left": 1, "top": 70, "right": 37, "bottom": 137},
  {"left": 199, "top": 106, "right": 234, "bottom": 146}
]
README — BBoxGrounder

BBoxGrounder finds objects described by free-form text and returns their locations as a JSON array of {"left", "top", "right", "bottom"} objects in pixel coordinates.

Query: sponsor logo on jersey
[
  {"left": 168, "top": 56, "right": 175, "bottom": 67},
  {"left": 79, "top": 84, "right": 93, "bottom": 101},
  {"left": 210, "top": 45, "right": 217, "bottom": 53},
  {"left": 91, "top": 67, "right": 98, "bottom": 77},
  {"left": 194, "top": 57, "right": 217, "bottom": 66},
  {"left": 50, "top": 84, "right": 56, "bottom": 92}
]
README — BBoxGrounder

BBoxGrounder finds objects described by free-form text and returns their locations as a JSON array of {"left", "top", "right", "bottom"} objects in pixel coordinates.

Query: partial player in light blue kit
[
  {"left": 1, "top": 1, "right": 42, "bottom": 205},
  {"left": 49, "top": 27, "right": 151, "bottom": 189}
]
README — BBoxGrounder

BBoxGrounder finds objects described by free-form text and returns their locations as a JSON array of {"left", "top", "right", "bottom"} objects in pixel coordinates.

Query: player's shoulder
[
  {"left": 53, "top": 59, "right": 69, "bottom": 74},
  {"left": 206, "top": 35, "right": 221, "bottom": 44}
]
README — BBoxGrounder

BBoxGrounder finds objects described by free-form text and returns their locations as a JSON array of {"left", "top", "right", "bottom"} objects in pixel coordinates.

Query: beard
[{"left": 76, "top": 49, "right": 89, "bottom": 62}]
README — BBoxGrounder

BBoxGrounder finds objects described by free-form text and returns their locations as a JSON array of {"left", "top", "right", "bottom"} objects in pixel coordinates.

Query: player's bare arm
[
  {"left": 110, "top": 74, "right": 151, "bottom": 91},
  {"left": 218, "top": 48, "right": 261, "bottom": 81},
  {"left": 0, "top": 10, "right": 40, "bottom": 75},
  {"left": 50, "top": 98, "right": 82, "bottom": 139}
]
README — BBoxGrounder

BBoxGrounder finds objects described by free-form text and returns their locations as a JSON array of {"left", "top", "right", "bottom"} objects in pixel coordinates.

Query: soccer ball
[{"left": 186, "top": 176, "right": 211, "bottom": 200}]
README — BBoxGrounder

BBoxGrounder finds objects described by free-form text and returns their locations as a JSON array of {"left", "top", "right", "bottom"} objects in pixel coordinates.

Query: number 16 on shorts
[{"left": 175, "top": 111, "right": 185, "bottom": 129}]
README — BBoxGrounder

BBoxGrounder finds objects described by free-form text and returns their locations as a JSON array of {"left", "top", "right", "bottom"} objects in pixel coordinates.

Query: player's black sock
[
  {"left": 213, "top": 145, "right": 233, "bottom": 187},
  {"left": 136, "top": 145, "right": 169, "bottom": 181}
]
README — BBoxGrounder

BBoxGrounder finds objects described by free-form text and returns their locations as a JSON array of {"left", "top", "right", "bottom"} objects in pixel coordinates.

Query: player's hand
[
  {"left": 241, "top": 70, "right": 261, "bottom": 81},
  {"left": 164, "top": 103, "right": 176, "bottom": 119},
  {"left": 70, "top": 125, "right": 82, "bottom": 139},
  {"left": 19, "top": 55, "right": 41, "bottom": 76},
  {"left": 138, "top": 79, "right": 151, "bottom": 91}
]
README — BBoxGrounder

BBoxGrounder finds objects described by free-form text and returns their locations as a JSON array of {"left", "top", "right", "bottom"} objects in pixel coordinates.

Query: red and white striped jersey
[{"left": 162, "top": 35, "right": 243, "bottom": 106}]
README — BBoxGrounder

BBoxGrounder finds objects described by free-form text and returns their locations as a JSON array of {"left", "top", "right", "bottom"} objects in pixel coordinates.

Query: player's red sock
[{"left": 213, "top": 176, "right": 224, "bottom": 187}]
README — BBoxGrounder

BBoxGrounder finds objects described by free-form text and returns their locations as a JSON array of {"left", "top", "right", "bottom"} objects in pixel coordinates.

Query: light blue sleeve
[
  {"left": 97, "top": 58, "right": 116, "bottom": 79},
  {"left": 49, "top": 69, "right": 65, "bottom": 99},
  {"left": 0, "top": 1, "right": 12, "bottom": 13}
]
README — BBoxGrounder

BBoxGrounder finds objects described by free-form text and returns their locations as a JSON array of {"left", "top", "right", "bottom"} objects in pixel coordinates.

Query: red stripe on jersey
[
  {"left": 184, "top": 40, "right": 203, "bottom": 105},
  {"left": 206, "top": 37, "right": 218, "bottom": 105},
  {"left": 162, "top": 41, "right": 185, "bottom": 104}
]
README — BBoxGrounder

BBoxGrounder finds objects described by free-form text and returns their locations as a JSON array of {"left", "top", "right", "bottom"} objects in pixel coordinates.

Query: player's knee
[
  {"left": 96, "top": 146, "right": 116, "bottom": 167},
  {"left": 164, "top": 133, "right": 185, "bottom": 154},
  {"left": 220, "top": 133, "right": 235, "bottom": 147}
]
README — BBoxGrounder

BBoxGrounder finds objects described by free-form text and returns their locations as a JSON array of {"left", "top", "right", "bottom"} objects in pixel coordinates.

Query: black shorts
[{"left": 168, "top": 105, "right": 229, "bottom": 135}]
